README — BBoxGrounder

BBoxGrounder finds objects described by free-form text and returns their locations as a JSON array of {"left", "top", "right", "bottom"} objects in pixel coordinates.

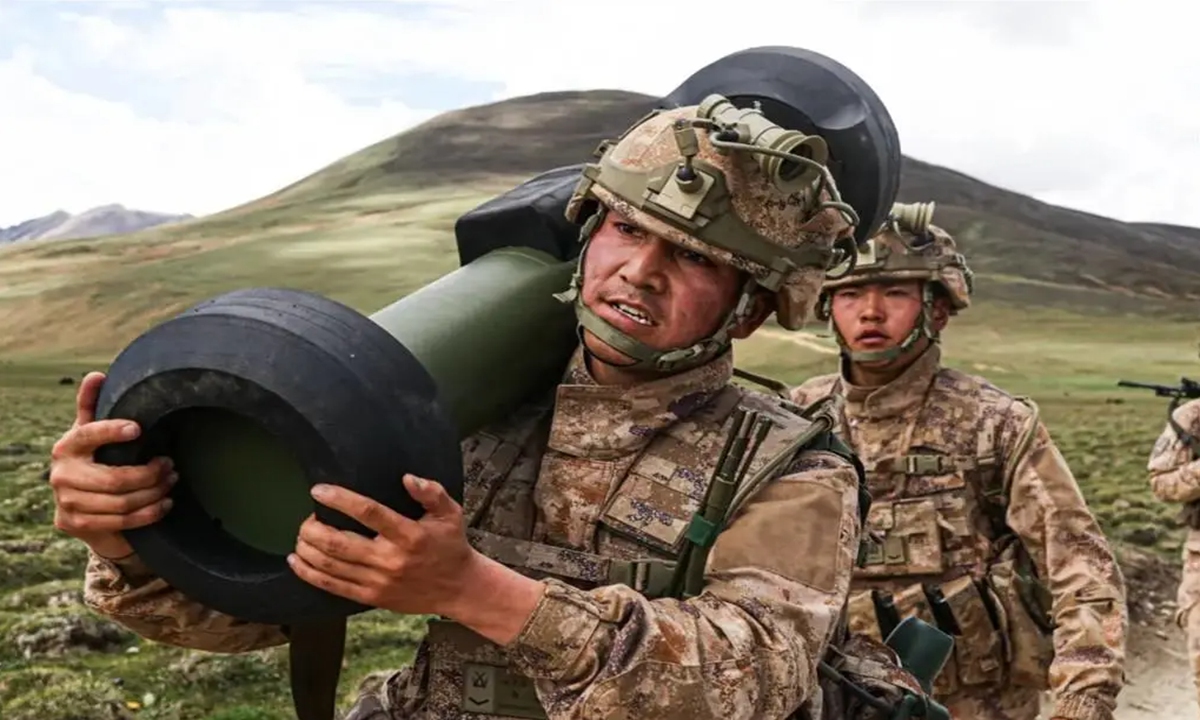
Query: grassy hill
[
  {"left": 1, "top": 89, "right": 1197, "bottom": 362},
  {"left": 0, "top": 89, "right": 1197, "bottom": 718}
]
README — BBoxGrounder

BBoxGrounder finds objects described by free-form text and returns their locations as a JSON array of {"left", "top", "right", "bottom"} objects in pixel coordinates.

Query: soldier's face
[
  {"left": 829, "top": 280, "right": 927, "bottom": 358},
  {"left": 579, "top": 212, "right": 767, "bottom": 368}
]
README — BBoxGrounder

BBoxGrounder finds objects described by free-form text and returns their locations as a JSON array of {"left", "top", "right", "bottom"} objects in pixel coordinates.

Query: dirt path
[{"left": 1114, "top": 620, "right": 1194, "bottom": 719}]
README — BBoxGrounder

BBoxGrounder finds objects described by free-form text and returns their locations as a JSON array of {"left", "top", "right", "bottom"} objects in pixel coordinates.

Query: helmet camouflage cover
[
  {"left": 816, "top": 202, "right": 975, "bottom": 362},
  {"left": 559, "top": 97, "right": 860, "bottom": 373}
]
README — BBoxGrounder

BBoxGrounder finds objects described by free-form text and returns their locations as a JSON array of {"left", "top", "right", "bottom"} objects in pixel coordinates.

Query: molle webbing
[{"left": 466, "top": 528, "right": 678, "bottom": 598}]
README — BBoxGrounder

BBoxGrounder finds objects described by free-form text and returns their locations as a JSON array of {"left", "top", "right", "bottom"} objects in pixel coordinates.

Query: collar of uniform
[
  {"left": 838, "top": 343, "right": 942, "bottom": 420},
  {"left": 547, "top": 346, "right": 734, "bottom": 459}
]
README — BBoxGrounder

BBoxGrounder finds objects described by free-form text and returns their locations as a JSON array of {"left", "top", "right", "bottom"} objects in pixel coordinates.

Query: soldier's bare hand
[
  {"left": 48, "top": 371, "right": 177, "bottom": 559},
  {"left": 288, "top": 474, "right": 477, "bottom": 616}
]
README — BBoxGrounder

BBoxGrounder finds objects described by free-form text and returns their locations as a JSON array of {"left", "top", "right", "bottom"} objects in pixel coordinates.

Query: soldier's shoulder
[
  {"left": 788, "top": 372, "right": 842, "bottom": 407},
  {"left": 1172, "top": 396, "right": 1200, "bottom": 431},
  {"left": 932, "top": 364, "right": 1037, "bottom": 420}
]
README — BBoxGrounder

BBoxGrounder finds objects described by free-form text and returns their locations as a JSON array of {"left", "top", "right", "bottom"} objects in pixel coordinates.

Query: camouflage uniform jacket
[
  {"left": 83, "top": 348, "right": 868, "bottom": 720},
  {"left": 1146, "top": 397, "right": 1200, "bottom": 623},
  {"left": 789, "top": 344, "right": 1127, "bottom": 720},
  {"left": 1147, "top": 397, "right": 1200, "bottom": 505}
]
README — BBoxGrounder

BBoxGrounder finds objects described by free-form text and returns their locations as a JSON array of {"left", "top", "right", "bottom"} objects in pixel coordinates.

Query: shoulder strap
[{"left": 668, "top": 390, "right": 868, "bottom": 598}]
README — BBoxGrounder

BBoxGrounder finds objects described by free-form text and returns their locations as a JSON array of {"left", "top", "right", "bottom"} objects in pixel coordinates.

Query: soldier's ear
[
  {"left": 729, "top": 289, "right": 775, "bottom": 340},
  {"left": 930, "top": 293, "right": 952, "bottom": 331}
]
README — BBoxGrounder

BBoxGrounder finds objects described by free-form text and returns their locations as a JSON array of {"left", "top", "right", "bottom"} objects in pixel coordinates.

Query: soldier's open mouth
[{"left": 608, "top": 300, "right": 655, "bottom": 326}]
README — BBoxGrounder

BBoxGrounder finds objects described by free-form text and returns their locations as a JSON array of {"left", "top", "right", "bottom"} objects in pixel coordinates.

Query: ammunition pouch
[
  {"left": 847, "top": 573, "right": 1007, "bottom": 697},
  {"left": 858, "top": 497, "right": 945, "bottom": 577}
]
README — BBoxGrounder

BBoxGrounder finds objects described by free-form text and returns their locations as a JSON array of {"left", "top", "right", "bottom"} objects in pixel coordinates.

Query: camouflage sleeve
[
  {"left": 1001, "top": 403, "right": 1127, "bottom": 720},
  {"left": 1146, "top": 399, "right": 1200, "bottom": 503},
  {"left": 83, "top": 549, "right": 288, "bottom": 653},
  {"left": 505, "top": 451, "right": 860, "bottom": 720}
]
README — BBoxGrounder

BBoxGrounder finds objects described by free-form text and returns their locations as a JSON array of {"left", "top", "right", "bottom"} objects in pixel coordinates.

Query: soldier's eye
[{"left": 615, "top": 222, "right": 643, "bottom": 237}]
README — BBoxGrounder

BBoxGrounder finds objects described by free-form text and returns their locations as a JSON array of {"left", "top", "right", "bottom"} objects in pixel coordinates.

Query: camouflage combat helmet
[
  {"left": 814, "top": 201, "right": 975, "bottom": 363},
  {"left": 557, "top": 95, "right": 860, "bottom": 373}
]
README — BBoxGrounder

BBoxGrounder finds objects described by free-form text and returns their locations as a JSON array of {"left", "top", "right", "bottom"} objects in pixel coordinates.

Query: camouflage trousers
[
  {"left": 942, "top": 685, "right": 1041, "bottom": 720},
  {"left": 1185, "top": 603, "right": 1200, "bottom": 710},
  {"left": 1176, "top": 537, "right": 1200, "bottom": 709}
]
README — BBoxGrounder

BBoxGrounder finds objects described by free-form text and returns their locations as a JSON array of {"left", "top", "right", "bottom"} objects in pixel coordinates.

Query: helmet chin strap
[
  {"left": 828, "top": 283, "right": 940, "bottom": 365},
  {"left": 552, "top": 209, "right": 758, "bottom": 375}
]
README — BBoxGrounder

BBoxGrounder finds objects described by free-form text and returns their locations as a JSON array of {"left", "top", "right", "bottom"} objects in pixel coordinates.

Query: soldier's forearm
[
  {"left": 1038, "top": 503, "right": 1127, "bottom": 711},
  {"left": 1047, "top": 600, "right": 1125, "bottom": 718},
  {"left": 83, "top": 549, "right": 288, "bottom": 653},
  {"left": 1050, "top": 687, "right": 1121, "bottom": 720},
  {"left": 442, "top": 550, "right": 546, "bottom": 647},
  {"left": 1148, "top": 460, "right": 1200, "bottom": 503},
  {"left": 1040, "top": 500, "right": 1127, "bottom": 713}
]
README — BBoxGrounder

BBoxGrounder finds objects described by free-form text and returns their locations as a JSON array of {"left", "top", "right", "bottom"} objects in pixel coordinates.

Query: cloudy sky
[{"left": 1, "top": 0, "right": 1196, "bottom": 229}]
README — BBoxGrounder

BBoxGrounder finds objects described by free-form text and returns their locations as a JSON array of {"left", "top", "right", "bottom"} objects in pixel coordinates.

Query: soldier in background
[
  {"left": 789, "top": 203, "right": 1128, "bottom": 720},
  {"left": 47, "top": 102, "right": 931, "bottom": 720},
  {"left": 1144, "top": 344, "right": 1200, "bottom": 709}
]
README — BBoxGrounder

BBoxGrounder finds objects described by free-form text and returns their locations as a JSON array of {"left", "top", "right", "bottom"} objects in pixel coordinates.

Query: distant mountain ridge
[
  {"left": 261, "top": 88, "right": 1200, "bottom": 309},
  {"left": 0, "top": 204, "right": 192, "bottom": 244}
]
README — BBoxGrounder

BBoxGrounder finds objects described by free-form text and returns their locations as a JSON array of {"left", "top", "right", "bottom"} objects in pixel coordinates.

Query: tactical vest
[
  {"left": 831, "top": 372, "right": 1055, "bottom": 699},
  {"left": 381, "top": 383, "right": 903, "bottom": 720}
]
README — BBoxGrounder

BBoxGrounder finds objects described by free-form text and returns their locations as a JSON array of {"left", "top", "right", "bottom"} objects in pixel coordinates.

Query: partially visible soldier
[
  {"left": 1145, "top": 346, "right": 1200, "bottom": 708},
  {"left": 48, "top": 102, "right": 931, "bottom": 720},
  {"left": 789, "top": 203, "right": 1128, "bottom": 720}
]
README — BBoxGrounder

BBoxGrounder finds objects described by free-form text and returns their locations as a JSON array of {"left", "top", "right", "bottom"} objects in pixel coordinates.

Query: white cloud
[{"left": 1, "top": 0, "right": 1197, "bottom": 231}]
